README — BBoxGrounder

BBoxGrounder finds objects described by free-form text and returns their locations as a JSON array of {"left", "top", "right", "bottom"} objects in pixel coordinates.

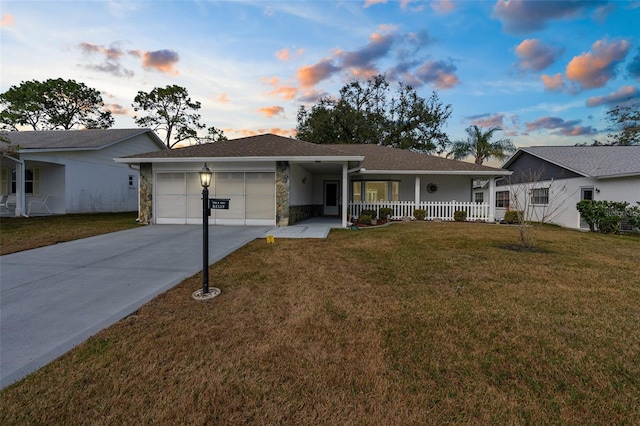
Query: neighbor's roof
[
  {"left": 332, "top": 143, "right": 508, "bottom": 174},
  {"left": 503, "top": 146, "right": 640, "bottom": 178},
  {"left": 119, "top": 133, "right": 509, "bottom": 175},
  {"left": 1, "top": 128, "right": 166, "bottom": 151}
]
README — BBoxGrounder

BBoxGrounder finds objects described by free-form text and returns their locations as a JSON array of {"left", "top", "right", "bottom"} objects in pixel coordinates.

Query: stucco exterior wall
[{"left": 495, "top": 175, "right": 640, "bottom": 229}]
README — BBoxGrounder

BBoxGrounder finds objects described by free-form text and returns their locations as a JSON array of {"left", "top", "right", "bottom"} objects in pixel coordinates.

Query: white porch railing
[{"left": 348, "top": 201, "right": 490, "bottom": 221}]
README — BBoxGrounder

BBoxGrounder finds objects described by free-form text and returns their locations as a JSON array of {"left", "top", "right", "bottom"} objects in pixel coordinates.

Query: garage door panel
[
  {"left": 156, "top": 171, "right": 275, "bottom": 225},
  {"left": 156, "top": 195, "right": 186, "bottom": 217},
  {"left": 246, "top": 196, "right": 275, "bottom": 219}
]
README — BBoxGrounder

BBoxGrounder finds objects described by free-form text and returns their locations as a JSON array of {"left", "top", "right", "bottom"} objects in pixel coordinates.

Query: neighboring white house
[
  {"left": 496, "top": 146, "right": 640, "bottom": 230},
  {"left": 116, "top": 133, "right": 511, "bottom": 227},
  {"left": 0, "top": 129, "right": 166, "bottom": 216}
]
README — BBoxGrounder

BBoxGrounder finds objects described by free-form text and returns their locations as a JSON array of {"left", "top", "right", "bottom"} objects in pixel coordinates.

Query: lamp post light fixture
[{"left": 196, "top": 163, "right": 215, "bottom": 299}]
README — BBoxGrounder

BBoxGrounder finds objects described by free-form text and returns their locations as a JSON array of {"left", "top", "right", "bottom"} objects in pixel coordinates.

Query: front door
[
  {"left": 323, "top": 180, "right": 339, "bottom": 216},
  {"left": 580, "top": 187, "right": 594, "bottom": 229}
]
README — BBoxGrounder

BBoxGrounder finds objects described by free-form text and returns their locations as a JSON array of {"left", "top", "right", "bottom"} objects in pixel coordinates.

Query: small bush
[
  {"left": 453, "top": 210, "right": 467, "bottom": 222},
  {"left": 414, "top": 209, "right": 426, "bottom": 221},
  {"left": 503, "top": 210, "right": 522, "bottom": 224},
  {"left": 358, "top": 214, "right": 372, "bottom": 225},
  {"left": 576, "top": 200, "right": 639, "bottom": 234},
  {"left": 361, "top": 209, "right": 377, "bottom": 219},
  {"left": 379, "top": 207, "right": 393, "bottom": 219}
]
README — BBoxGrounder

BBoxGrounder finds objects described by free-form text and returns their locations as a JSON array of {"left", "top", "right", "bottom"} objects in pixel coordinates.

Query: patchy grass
[
  {"left": 0, "top": 212, "right": 141, "bottom": 255},
  {"left": 1, "top": 222, "right": 639, "bottom": 424}
]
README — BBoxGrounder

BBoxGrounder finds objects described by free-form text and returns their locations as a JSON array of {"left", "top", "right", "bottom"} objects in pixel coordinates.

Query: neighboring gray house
[
  {"left": 116, "top": 133, "right": 510, "bottom": 227},
  {"left": 497, "top": 146, "right": 640, "bottom": 229},
  {"left": 0, "top": 129, "right": 166, "bottom": 216}
]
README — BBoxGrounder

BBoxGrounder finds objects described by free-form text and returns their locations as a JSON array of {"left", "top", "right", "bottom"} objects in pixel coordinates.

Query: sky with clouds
[{"left": 1, "top": 0, "right": 639, "bottom": 151}]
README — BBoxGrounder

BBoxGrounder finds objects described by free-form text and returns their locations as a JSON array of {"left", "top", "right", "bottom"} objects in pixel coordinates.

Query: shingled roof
[
  {"left": 331, "top": 143, "right": 506, "bottom": 173},
  {"left": 504, "top": 146, "right": 640, "bottom": 178},
  {"left": 119, "top": 133, "right": 508, "bottom": 175},
  {"left": 1, "top": 128, "right": 165, "bottom": 151},
  {"left": 122, "top": 133, "right": 358, "bottom": 159}
]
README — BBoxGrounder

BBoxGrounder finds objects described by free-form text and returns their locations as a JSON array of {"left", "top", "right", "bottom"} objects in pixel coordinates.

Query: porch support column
[
  {"left": 488, "top": 177, "right": 496, "bottom": 222},
  {"left": 342, "top": 162, "right": 348, "bottom": 228},
  {"left": 414, "top": 176, "right": 421, "bottom": 207},
  {"left": 15, "top": 160, "right": 24, "bottom": 216}
]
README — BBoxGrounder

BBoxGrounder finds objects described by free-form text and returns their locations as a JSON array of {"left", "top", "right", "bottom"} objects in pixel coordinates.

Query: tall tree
[
  {"left": 132, "top": 85, "right": 206, "bottom": 149},
  {"left": 606, "top": 101, "right": 639, "bottom": 146},
  {"left": 296, "top": 75, "right": 452, "bottom": 153},
  {"left": 447, "top": 125, "right": 515, "bottom": 165},
  {"left": 0, "top": 78, "right": 113, "bottom": 130}
]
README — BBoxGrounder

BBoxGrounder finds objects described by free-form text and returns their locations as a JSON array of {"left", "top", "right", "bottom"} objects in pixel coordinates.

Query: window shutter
[
  {"left": 32, "top": 167, "right": 41, "bottom": 196},
  {"left": 1, "top": 168, "right": 7, "bottom": 195}
]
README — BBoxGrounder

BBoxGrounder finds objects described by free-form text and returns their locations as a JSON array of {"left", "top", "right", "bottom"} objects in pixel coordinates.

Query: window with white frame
[
  {"left": 11, "top": 168, "right": 40, "bottom": 195},
  {"left": 496, "top": 191, "right": 509, "bottom": 208},
  {"left": 474, "top": 192, "right": 484, "bottom": 203},
  {"left": 531, "top": 188, "right": 549, "bottom": 205},
  {"left": 352, "top": 180, "right": 399, "bottom": 202}
]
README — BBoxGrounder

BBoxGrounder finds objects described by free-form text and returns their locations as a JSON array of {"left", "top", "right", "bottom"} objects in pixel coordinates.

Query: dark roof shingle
[{"left": 2, "top": 128, "right": 163, "bottom": 150}]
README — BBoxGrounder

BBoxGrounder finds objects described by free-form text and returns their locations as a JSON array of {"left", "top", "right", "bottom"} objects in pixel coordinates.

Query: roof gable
[
  {"left": 1, "top": 128, "right": 166, "bottom": 151},
  {"left": 504, "top": 146, "right": 640, "bottom": 178}
]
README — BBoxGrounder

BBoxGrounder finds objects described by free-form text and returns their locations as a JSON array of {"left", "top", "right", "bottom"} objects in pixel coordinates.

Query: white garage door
[{"left": 155, "top": 171, "right": 275, "bottom": 225}]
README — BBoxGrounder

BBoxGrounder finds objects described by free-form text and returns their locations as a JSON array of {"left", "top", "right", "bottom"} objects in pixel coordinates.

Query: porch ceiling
[{"left": 296, "top": 161, "right": 345, "bottom": 174}]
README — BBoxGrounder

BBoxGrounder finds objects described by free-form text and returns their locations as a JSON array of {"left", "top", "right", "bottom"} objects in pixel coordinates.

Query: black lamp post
[{"left": 199, "top": 163, "right": 213, "bottom": 295}]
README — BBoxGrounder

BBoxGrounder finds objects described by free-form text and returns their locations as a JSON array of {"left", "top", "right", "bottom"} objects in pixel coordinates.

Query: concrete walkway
[{"left": 0, "top": 224, "right": 270, "bottom": 389}]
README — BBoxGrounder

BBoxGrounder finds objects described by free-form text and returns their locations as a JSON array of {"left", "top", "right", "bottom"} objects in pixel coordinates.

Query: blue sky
[{"left": 1, "top": 0, "right": 639, "bottom": 153}]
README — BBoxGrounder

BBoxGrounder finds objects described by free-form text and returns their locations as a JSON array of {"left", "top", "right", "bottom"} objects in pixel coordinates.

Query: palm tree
[{"left": 447, "top": 125, "right": 516, "bottom": 165}]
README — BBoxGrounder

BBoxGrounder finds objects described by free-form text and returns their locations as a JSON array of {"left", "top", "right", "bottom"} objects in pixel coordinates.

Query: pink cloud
[
  {"left": 261, "top": 76, "right": 298, "bottom": 101},
  {"left": 104, "top": 103, "right": 131, "bottom": 116},
  {"left": 541, "top": 73, "right": 565, "bottom": 92},
  {"left": 363, "top": 0, "right": 387, "bottom": 8},
  {"left": 430, "top": 0, "right": 454, "bottom": 14},
  {"left": 297, "top": 59, "right": 339, "bottom": 89},
  {"left": 515, "top": 39, "right": 563, "bottom": 72},
  {"left": 525, "top": 116, "right": 597, "bottom": 136},
  {"left": 1, "top": 13, "right": 15, "bottom": 27},
  {"left": 492, "top": 0, "right": 603, "bottom": 35},
  {"left": 469, "top": 114, "right": 506, "bottom": 129},
  {"left": 129, "top": 49, "right": 180, "bottom": 76},
  {"left": 258, "top": 106, "right": 285, "bottom": 118},
  {"left": 566, "top": 39, "right": 630, "bottom": 90},
  {"left": 79, "top": 42, "right": 124, "bottom": 61},
  {"left": 586, "top": 86, "right": 639, "bottom": 107},
  {"left": 415, "top": 60, "right": 460, "bottom": 89},
  {"left": 275, "top": 48, "right": 304, "bottom": 61}
]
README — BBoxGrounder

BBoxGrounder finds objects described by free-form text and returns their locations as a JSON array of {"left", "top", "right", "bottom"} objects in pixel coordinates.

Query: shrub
[
  {"left": 379, "top": 207, "right": 393, "bottom": 219},
  {"left": 358, "top": 214, "right": 372, "bottom": 225},
  {"left": 576, "top": 200, "right": 637, "bottom": 234},
  {"left": 453, "top": 210, "right": 467, "bottom": 222},
  {"left": 413, "top": 209, "right": 426, "bottom": 221},
  {"left": 361, "top": 209, "right": 377, "bottom": 219},
  {"left": 503, "top": 210, "right": 522, "bottom": 224}
]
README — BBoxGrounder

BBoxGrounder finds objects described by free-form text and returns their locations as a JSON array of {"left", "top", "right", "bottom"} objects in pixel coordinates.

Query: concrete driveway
[{"left": 0, "top": 224, "right": 271, "bottom": 390}]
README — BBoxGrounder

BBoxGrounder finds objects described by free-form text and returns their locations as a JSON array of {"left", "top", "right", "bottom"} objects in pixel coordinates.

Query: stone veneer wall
[
  {"left": 289, "top": 205, "right": 323, "bottom": 225},
  {"left": 139, "top": 163, "right": 153, "bottom": 224},
  {"left": 275, "top": 161, "right": 290, "bottom": 226}
]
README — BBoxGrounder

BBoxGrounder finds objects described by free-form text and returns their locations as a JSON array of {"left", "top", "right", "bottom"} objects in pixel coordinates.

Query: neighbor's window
[
  {"left": 11, "top": 168, "right": 40, "bottom": 195},
  {"left": 496, "top": 191, "right": 509, "bottom": 208},
  {"left": 129, "top": 175, "right": 135, "bottom": 188},
  {"left": 474, "top": 192, "right": 484, "bottom": 203},
  {"left": 531, "top": 188, "right": 549, "bottom": 205}
]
